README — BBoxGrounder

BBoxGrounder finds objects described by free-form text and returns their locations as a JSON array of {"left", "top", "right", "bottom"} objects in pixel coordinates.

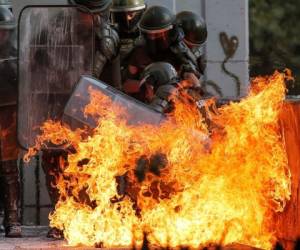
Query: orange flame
[{"left": 26, "top": 71, "right": 291, "bottom": 249}]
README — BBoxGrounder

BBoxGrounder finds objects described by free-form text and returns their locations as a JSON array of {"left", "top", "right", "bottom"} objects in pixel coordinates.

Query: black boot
[
  {"left": 1, "top": 160, "right": 21, "bottom": 238},
  {"left": 46, "top": 227, "right": 64, "bottom": 239},
  {"left": 4, "top": 212, "right": 21, "bottom": 238}
]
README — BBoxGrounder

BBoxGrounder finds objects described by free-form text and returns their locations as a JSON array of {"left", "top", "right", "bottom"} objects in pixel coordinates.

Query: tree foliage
[{"left": 250, "top": 0, "right": 300, "bottom": 94}]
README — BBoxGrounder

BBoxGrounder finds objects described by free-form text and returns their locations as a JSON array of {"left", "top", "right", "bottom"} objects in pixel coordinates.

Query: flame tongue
[{"left": 27, "top": 71, "right": 291, "bottom": 249}]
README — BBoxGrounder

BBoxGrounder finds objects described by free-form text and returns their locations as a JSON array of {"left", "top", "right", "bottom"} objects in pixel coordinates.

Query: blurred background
[{"left": 250, "top": 0, "right": 300, "bottom": 95}]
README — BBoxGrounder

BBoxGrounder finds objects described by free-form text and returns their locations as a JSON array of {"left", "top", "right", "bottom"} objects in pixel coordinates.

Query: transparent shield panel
[
  {"left": 18, "top": 6, "right": 94, "bottom": 149},
  {"left": 63, "top": 76, "right": 164, "bottom": 130}
]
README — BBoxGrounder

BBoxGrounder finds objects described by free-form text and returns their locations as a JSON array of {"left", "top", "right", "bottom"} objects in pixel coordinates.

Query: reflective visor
[{"left": 141, "top": 29, "right": 171, "bottom": 53}]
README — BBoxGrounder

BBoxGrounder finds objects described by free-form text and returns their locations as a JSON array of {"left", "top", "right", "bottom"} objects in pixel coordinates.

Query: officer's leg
[
  {"left": 0, "top": 107, "right": 21, "bottom": 237},
  {"left": 41, "top": 149, "right": 67, "bottom": 239},
  {"left": 0, "top": 160, "right": 21, "bottom": 237},
  {"left": 41, "top": 150, "right": 62, "bottom": 206}
]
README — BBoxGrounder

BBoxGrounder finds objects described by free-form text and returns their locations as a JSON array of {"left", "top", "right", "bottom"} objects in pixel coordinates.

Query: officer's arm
[
  {"left": 150, "top": 85, "right": 180, "bottom": 113},
  {"left": 123, "top": 65, "right": 141, "bottom": 94},
  {"left": 171, "top": 44, "right": 202, "bottom": 89},
  {"left": 182, "top": 72, "right": 201, "bottom": 89},
  {"left": 123, "top": 80, "right": 141, "bottom": 94},
  {"left": 94, "top": 24, "right": 120, "bottom": 78}
]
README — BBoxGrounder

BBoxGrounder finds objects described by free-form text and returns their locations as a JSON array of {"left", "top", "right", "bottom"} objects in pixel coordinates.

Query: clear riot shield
[
  {"left": 62, "top": 76, "right": 165, "bottom": 130},
  {"left": 18, "top": 6, "right": 94, "bottom": 149}
]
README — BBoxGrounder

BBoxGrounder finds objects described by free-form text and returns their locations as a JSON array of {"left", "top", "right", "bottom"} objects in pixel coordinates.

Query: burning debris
[{"left": 25, "top": 71, "right": 291, "bottom": 249}]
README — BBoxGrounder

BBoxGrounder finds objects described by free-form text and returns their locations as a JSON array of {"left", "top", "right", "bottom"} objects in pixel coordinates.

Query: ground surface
[
  {"left": 0, "top": 227, "right": 261, "bottom": 250},
  {"left": 0, "top": 226, "right": 97, "bottom": 250}
]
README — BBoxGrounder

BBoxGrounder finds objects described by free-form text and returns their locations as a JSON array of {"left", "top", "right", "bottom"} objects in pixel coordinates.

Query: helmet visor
[
  {"left": 112, "top": 10, "right": 144, "bottom": 38},
  {"left": 142, "top": 29, "right": 171, "bottom": 54}
]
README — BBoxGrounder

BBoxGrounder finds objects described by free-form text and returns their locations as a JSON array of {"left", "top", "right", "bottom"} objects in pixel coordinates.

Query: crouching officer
[
  {"left": 123, "top": 5, "right": 202, "bottom": 97},
  {"left": 0, "top": 5, "right": 21, "bottom": 238},
  {"left": 176, "top": 11, "right": 208, "bottom": 76},
  {"left": 132, "top": 62, "right": 180, "bottom": 110}
]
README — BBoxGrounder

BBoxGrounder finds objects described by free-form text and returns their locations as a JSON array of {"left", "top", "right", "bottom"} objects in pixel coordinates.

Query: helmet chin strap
[{"left": 139, "top": 74, "right": 152, "bottom": 88}]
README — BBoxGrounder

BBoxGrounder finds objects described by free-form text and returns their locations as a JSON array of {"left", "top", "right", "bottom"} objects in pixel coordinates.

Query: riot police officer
[
  {"left": 70, "top": 0, "right": 121, "bottom": 89},
  {"left": 140, "top": 62, "right": 181, "bottom": 113},
  {"left": 0, "top": 5, "right": 21, "bottom": 238},
  {"left": 40, "top": 0, "right": 120, "bottom": 239},
  {"left": 176, "top": 11, "right": 208, "bottom": 75},
  {"left": 123, "top": 5, "right": 201, "bottom": 101},
  {"left": 110, "top": 0, "right": 146, "bottom": 60}
]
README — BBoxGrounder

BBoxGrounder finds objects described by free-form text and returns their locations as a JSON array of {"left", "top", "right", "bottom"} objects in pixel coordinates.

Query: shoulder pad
[{"left": 96, "top": 24, "right": 120, "bottom": 60}]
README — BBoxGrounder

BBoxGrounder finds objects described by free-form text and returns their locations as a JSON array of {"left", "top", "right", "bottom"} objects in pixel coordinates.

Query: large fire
[{"left": 26, "top": 71, "right": 291, "bottom": 249}]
